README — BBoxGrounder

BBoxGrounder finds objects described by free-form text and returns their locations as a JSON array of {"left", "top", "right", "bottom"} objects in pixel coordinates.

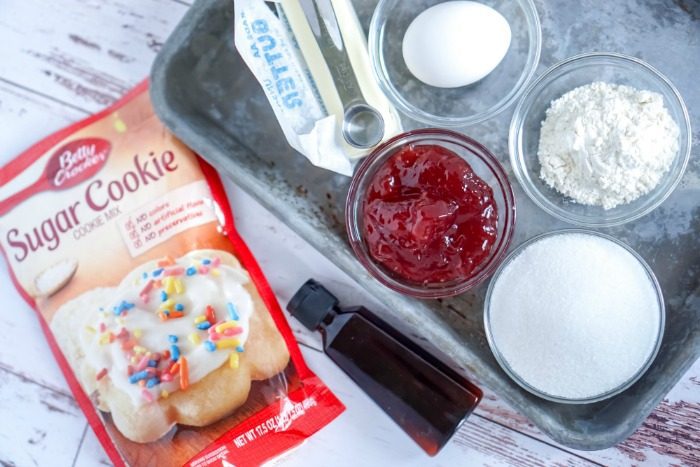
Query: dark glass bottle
[{"left": 287, "top": 279, "right": 482, "bottom": 456}]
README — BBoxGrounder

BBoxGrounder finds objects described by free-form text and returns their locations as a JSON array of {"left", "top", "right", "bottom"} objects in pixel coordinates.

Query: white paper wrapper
[{"left": 234, "top": 0, "right": 354, "bottom": 175}]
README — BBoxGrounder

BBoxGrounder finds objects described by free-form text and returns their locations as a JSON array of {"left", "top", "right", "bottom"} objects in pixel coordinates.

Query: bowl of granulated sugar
[{"left": 484, "top": 229, "right": 664, "bottom": 404}]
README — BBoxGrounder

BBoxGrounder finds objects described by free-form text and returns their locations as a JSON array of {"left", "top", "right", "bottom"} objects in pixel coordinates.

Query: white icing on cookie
[{"left": 79, "top": 251, "right": 253, "bottom": 406}]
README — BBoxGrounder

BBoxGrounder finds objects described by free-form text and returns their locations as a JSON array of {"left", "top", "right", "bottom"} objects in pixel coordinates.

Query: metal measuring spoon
[{"left": 300, "top": 0, "right": 385, "bottom": 149}]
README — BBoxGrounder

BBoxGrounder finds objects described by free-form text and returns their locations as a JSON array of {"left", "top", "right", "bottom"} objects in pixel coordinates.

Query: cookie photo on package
[{"left": 0, "top": 81, "right": 344, "bottom": 467}]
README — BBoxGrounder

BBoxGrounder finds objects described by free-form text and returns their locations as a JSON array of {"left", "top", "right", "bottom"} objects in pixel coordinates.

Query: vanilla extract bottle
[{"left": 287, "top": 279, "right": 482, "bottom": 455}]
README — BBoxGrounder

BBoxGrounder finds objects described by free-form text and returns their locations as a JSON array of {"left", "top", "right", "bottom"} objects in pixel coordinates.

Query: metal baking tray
[{"left": 150, "top": 0, "right": 700, "bottom": 450}]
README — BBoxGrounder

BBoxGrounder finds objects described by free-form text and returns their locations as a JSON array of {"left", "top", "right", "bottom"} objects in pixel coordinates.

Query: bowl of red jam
[{"left": 346, "top": 129, "right": 516, "bottom": 298}]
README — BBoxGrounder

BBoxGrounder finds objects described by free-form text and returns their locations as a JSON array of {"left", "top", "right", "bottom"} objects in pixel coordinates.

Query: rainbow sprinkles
[{"left": 80, "top": 251, "right": 254, "bottom": 406}]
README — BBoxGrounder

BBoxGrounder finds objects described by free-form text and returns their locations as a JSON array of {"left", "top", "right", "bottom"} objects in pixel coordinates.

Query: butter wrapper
[
  {"left": 234, "top": 0, "right": 355, "bottom": 175},
  {"left": 234, "top": 0, "right": 403, "bottom": 176}
]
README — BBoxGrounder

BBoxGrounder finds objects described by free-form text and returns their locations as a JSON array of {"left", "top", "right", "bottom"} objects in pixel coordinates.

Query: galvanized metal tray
[{"left": 150, "top": 0, "right": 700, "bottom": 450}]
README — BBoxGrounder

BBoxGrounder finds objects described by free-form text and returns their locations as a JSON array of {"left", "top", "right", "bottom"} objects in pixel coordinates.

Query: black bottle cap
[{"left": 286, "top": 279, "right": 339, "bottom": 330}]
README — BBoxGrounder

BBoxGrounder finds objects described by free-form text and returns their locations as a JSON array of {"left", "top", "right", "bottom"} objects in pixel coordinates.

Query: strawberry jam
[{"left": 362, "top": 144, "right": 498, "bottom": 285}]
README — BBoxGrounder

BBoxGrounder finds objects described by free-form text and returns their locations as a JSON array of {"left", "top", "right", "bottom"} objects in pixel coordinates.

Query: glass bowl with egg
[
  {"left": 509, "top": 52, "right": 692, "bottom": 227},
  {"left": 345, "top": 129, "right": 516, "bottom": 299},
  {"left": 368, "top": 0, "right": 541, "bottom": 127}
]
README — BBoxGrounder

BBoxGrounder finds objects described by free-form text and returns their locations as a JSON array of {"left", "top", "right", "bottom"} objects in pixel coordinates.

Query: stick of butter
[
  {"left": 279, "top": 0, "right": 402, "bottom": 159},
  {"left": 233, "top": 0, "right": 401, "bottom": 176}
]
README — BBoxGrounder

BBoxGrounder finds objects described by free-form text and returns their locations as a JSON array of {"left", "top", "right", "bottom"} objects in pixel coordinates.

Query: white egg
[{"left": 402, "top": 1, "right": 512, "bottom": 88}]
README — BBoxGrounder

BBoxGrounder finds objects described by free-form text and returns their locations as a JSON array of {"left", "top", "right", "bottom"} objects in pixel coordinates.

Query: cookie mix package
[{"left": 0, "top": 81, "right": 344, "bottom": 466}]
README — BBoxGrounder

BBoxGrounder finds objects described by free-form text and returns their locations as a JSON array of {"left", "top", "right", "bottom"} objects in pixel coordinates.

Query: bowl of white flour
[{"left": 509, "top": 52, "right": 691, "bottom": 227}]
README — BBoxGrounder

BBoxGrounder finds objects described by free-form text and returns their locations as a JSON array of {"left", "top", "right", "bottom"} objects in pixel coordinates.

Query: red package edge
[{"left": 0, "top": 80, "right": 345, "bottom": 467}]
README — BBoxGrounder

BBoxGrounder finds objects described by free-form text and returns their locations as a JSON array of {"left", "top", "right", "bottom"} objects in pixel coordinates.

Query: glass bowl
[
  {"left": 483, "top": 229, "right": 666, "bottom": 404},
  {"left": 509, "top": 52, "right": 692, "bottom": 227},
  {"left": 368, "top": 0, "right": 541, "bottom": 127},
  {"left": 345, "top": 129, "right": 516, "bottom": 298}
]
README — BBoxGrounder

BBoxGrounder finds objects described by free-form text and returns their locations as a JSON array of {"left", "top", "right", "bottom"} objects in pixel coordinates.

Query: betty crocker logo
[
  {"left": 0, "top": 137, "right": 112, "bottom": 218},
  {"left": 47, "top": 137, "right": 111, "bottom": 188}
]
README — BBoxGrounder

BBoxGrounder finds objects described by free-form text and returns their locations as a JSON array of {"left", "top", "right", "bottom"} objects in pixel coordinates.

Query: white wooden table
[{"left": 0, "top": 1, "right": 698, "bottom": 466}]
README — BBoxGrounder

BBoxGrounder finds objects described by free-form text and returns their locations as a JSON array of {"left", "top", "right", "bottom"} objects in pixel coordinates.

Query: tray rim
[{"left": 149, "top": 0, "right": 700, "bottom": 451}]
